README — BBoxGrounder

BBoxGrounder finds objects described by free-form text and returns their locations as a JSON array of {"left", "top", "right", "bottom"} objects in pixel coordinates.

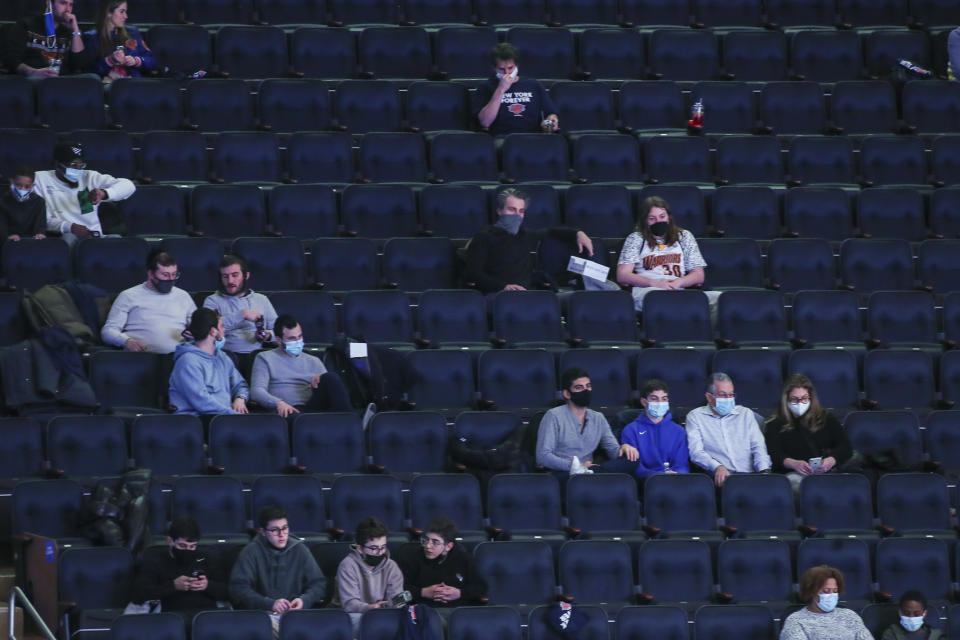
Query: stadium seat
[
  {"left": 861, "top": 352, "right": 936, "bottom": 413},
  {"left": 404, "top": 81, "right": 471, "bottom": 132},
  {"left": 618, "top": 81, "right": 687, "bottom": 134},
  {"left": 231, "top": 237, "right": 306, "bottom": 289},
  {"left": 185, "top": 79, "right": 255, "bottom": 132},
  {"left": 722, "top": 30, "right": 788, "bottom": 81},
  {"left": 333, "top": 81, "right": 401, "bottom": 134},
  {"left": 59, "top": 547, "right": 133, "bottom": 640},
  {"left": 578, "top": 28, "right": 645, "bottom": 80},
  {"left": 192, "top": 610, "right": 272, "bottom": 640},
  {"left": 859, "top": 135, "right": 929, "bottom": 187},
  {"left": 875, "top": 537, "right": 952, "bottom": 605},
  {"left": 636, "top": 539, "right": 715, "bottom": 610},
  {"left": 289, "top": 27, "right": 357, "bottom": 79},
  {"left": 266, "top": 184, "right": 338, "bottom": 240},
  {"left": 90, "top": 350, "right": 164, "bottom": 415},
  {"left": 635, "top": 348, "right": 710, "bottom": 411},
  {"left": 643, "top": 473, "right": 721, "bottom": 539},
  {"left": 710, "top": 186, "right": 779, "bottom": 239},
  {"left": 796, "top": 538, "right": 873, "bottom": 607},
  {"left": 208, "top": 414, "right": 292, "bottom": 475},
  {"left": 416, "top": 289, "right": 489, "bottom": 348},
  {"left": 694, "top": 605, "right": 776, "bottom": 640},
  {"left": 866, "top": 290, "right": 940, "bottom": 350},
  {"left": 786, "top": 137, "right": 857, "bottom": 187},
  {"left": 215, "top": 25, "right": 289, "bottom": 79},
  {"left": 291, "top": 413, "right": 366, "bottom": 477},
  {"left": 428, "top": 133, "right": 498, "bottom": 184},
  {"left": 368, "top": 411, "right": 448, "bottom": 474},
  {"left": 405, "top": 350, "right": 475, "bottom": 411},
  {"left": 641, "top": 290, "right": 713, "bottom": 349},
  {"left": 147, "top": 25, "right": 214, "bottom": 77},
  {"left": 47, "top": 415, "right": 127, "bottom": 480},
  {"left": 799, "top": 473, "right": 879, "bottom": 539},
  {"left": 787, "top": 350, "right": 860, "bottom": 412},
  {"left": 789, "top": 30, "right": 863, "bottom": 82},
  {"left": 433, "top": 26, "right": 498, "bottom": 79},
  {"left": 571, "top": 135, "right": 643, "bottom": 184},
  {"left": 504, "top": 27, "right": 577, "bottom": 80},
  {"left": 130, "top": 414, "right": 206, "bottom": 478},
  {"left": 473, "top": 541, "right": 556, "bottom": 613},
  {"left": 715, "top": 135, "right": 784, "bottom": 186},
  {"left": 831, "top": 81, "right": 900, "bottom": 136},
  {"left": 2, "top": 238, "right": 71, "bottom": 291},
  {"left": 844, "top": 410, "right": 923, "bottom": 466},
  {"left": 257, "top": 79, "right": 331, "bottom": 133},
  {"left": 839, "top": 238, "right": 915, "bottom": 292},
  {"left": 210, "top": 131, "right": 283, "bottom": 184},
  {"left": 767, "top": 238, "right": 836, "bottom": 292},
  {"left": 487, "top": 473, "right": 566, "bottom": 543},
  {"left": 140, "top": 131, "right": 208, "bottom": 184},
  {"left": 170, "top": 475, "right": 248, "bottom": 540},
  {"left": 358, "top": 27, "right": 432, "bottom": 80},
  {"left": 189, "top": 185, "right": 267, "bottom": 239},
  {"left": 447, "top": 607, "right": 522, "bottom": 640},
  {"left": 327, "top": 474, "right": 405, "bottom": 540},
  {"left": 256, "top": 0, "right": 327, "bottom": 24},
  {"left": 566, "top": 473, "right": 645, "bottom": 545},
  {"left": 340, "top": 184, "right": 418, "bottom": 239},
  {"left": 615, "top": 605, "right": 688, "bottom": 640},
  {"left": 278, "top": 609, "right": 352, "bottom": 640},
  {"left": 341, "top": 290, "right": 413, "bottom": 345},
  {"left": 648, "top": 29, "right": 719, "bottom": 81},
  {"left": 36, "top": 77, "right": 104, "bottom": 131},
  {"left": 286, "top": 132, "right": 355, "bottom": 185},
  {"left": 311, "top": 238, "right": 379, "bottom": 292},
  {"left": 120, "top": 185, "right": 188, "bottom": 237},
  {"left": 408, "top": 473, "right": 486, "bottom": 547}
]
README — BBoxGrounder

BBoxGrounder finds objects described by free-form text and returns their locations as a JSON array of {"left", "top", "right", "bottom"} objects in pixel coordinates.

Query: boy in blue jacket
[{"left": 620, "top": 379, "right": 690, "bottom": 482}]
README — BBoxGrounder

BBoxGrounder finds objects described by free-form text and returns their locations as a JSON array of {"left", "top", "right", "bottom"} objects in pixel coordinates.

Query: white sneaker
[{"left": 569, "top": 456, "right": 593, "bottom": 475}]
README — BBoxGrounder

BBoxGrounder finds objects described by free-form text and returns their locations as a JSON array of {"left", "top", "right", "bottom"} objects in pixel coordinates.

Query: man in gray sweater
[
  {"left": 250, "top": 314, "right": 352, "bottom": 417},
  {"left": 536, "top": 367, "right": 639, "bottom": 486},
  {"left": 203, "top": 255, "right": 277, "bottom": 354},
  {"left": 228, "top": 505, "right": 326, "bottom": 612}
]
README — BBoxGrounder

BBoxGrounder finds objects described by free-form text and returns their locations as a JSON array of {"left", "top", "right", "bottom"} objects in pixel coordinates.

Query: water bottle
[
  {"left": 663, "top": 461, "right": 671, "bottom": 473},
  {"left": 48, "top": 56, "right": 62, "bottom": 76},
  {"left": 690, "top": 99, "right": 704, "bottom": 127}
]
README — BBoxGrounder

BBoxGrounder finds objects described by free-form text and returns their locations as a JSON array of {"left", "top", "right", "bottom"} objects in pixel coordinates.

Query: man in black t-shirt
[
  {"left": 2, "top": 0, "right": 86, "bottom": 77},
  {"left": 476, "top": 43, "right": 560, "bottom": 136}
]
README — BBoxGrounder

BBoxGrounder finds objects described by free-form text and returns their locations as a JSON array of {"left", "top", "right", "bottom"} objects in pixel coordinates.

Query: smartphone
[
  {"left": 190, "top": 557, "right": 206, "bottom": 578},
  {"left": 391, "top": 591, "right": 412, "bottom": 608},
  {"left": 808, "top": 457, "right": 822, "bottom": 472}
]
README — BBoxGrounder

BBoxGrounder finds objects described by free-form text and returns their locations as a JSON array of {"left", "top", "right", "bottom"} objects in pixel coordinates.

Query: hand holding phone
[
  {"left": 391, "top": 591, "right": 413, "bottom": 608},
  {"left": 808, "top": 457, "right": 822, "bottom": 472}
]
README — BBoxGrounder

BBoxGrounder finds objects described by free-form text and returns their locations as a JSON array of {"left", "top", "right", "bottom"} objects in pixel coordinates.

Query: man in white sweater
[
  {"left": 101, "top": 251, "right": 196, "bottom": 354},
  {"left": 33, "top": 141, "right": 135, "bottom": 244},
  {"left": 250, "top": 314, "right": 352, "bottom": 417}
]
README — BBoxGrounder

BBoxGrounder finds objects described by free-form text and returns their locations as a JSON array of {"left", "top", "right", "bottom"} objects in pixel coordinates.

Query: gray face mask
[{"left": 495, "top": 213, "right": 523, "bottom": 235}]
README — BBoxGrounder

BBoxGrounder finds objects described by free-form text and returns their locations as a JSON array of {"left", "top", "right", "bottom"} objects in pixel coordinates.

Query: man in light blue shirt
[{"left": 684, "top": 372, "right": 771, "bottom": 487}]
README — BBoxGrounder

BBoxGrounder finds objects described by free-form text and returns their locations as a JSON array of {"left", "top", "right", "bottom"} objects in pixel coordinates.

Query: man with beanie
[
  {"left": 133, "top": 517, "right": 228, "bottom": 622},
  {"left": 33, "top": 141, "right": 135, "bottom": 244},
  {"left": 397, "top": 517, "right": 486, "bottom": 610},
  {"left": 333, "top": 517, "right": 404, "bottom": 633},
  {"left": 464, "top": 188, "right": 594, "bottom": 294},
  {"left": 168, "top": 307, "right": 249, "bottom": 415},
  {"left": 536, "top": 367, "right": 639, "bottom": 486},
  {"left": 102, "top": 250, "right": 196, "bottom": 354},
  {"left": 228, "top": 505, "right": 326, "bottom": 612}
]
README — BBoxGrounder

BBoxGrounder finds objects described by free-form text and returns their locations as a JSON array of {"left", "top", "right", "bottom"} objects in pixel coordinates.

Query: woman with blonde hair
[
  {"left": 765, "top": 373, "right": 852, "bottom": 493},
  {"left": 781, "top": 565, "right": 872, "bottom": 640}
]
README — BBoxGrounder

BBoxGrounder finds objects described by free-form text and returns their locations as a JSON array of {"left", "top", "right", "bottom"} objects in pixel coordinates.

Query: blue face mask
[
  {"left": 817, "top": 592, "right": 839, "bottom": 613},
  {"left": 64, "top": 167, "right": 84, "bottom": 182},
  {"left": 10, "top": 185, "right": 32, "bottom": 201},
  {"left": 214, "top": 335, "right": 225, "bottom": 352},
  {"left": 713, "top": 396, "right": 735, "bottom": 416},
  {"left": 646, "top": 401, "right": 669, "bottom": 420},
  {"left": 900, "top": 615, "right": 924, "bottom": 633},
  {"left": 284, "top": 339, "right": 304, "bottom": 357}
]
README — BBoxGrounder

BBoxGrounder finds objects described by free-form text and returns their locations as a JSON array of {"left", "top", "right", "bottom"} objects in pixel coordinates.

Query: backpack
[
  {"left": 394, "top": 605, "right": 439, "bottom": 640},
  {"left": 322, "top": 336, "right": 412, "bottom": 411}
]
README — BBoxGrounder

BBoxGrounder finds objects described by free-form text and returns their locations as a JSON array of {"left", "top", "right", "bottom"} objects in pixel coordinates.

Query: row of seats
[
  {"left": 3, "top": 0, "right": 954, "bottom": 29},
  {"left": 14, "top": 471, "right": 960, "bottom": 550},
  {"left": 43, "top": 23, "right": 952, "bottom": 82},
  {"left": 5, "top": 74, "right": 958, "bottom": 135},
  {"left": 102, "top": 604, "right": 960, "bottom": 640},
  {"left": 6, "top": 126, "right": 960, "bottom": 192},
  {"left": 6, "top": 230, "right": 960, "bottom": 297}
]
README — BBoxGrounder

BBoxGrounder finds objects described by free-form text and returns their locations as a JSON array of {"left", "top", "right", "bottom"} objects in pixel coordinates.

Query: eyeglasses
[
  {"left": 362, "top": 544, "right": 387, "bottom": 553},
  {"left": 420, "top": 537, "right": 445, "bottom": 548},
  {"left": 711, "top": 392, "right": 735, "bottom": 399},
  {"left": 788, "top": 396, "right": 811, "bottom": 405},
  {"left": 154, "top": 272, "right": 180, "bottom": 281},
  {"left": 265, "top": 525, "right": 289, "bottom": 535}
]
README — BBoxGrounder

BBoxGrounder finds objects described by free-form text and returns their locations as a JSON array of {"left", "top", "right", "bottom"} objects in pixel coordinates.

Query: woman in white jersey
[{"left": 616, "top": 196, "right": 717, "bottom": 312}]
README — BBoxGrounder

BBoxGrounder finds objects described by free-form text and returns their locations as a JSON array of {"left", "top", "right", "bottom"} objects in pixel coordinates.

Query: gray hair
[
  {"left": 706, "top": 372, "right": 733, "bottom": 395},
  {"left": 496, "top": 187, "right": 528, "bottom": 212}
]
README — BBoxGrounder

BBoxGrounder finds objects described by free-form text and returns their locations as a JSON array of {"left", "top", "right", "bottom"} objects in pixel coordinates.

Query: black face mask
[
  {"left": 569, "top": 389, "right": 592, "bottom": 408},
  {"left": 171, "top": 548, "right": 198, "bottom": 565},
  {"left": 153, "top": 278, "right": 175, "bottom": 294},
  {"left": 649, "top": 221, "right": 670, "bottom": 237},
  {"left": 363, "top": 553, "right": 386, "bottom": 567}
]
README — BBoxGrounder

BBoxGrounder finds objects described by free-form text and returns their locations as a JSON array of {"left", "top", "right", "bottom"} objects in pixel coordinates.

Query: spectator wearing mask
[
  {"left": 781, "top": 565, "right": 872, "bottom": 640},
  {"left": 619, "top": 379, "right": 690, "bottom": 484},
  {"left": 882, "top": 591, "right": 942, "bottom": 640},
  {"left": 0, "top": 165, "right": 47, "bottom": 243},
  {"left": 332, "top": 517, "right": 404, "bottom": 633}
]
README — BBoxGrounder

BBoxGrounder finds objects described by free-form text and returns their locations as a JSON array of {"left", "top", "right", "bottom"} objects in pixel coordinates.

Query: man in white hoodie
[{"left": 33, "top": 141, "right": 135, "bottom": 244}]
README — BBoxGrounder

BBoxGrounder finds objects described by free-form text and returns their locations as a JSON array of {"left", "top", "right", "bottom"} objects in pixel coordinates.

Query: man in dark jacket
[
  {"left": 228, "top": 505, "right": 326, "bottom": 611},
  {"left": 0, "top": 166, "right": 46, "bottom": 243},
  {"left": 3, "top": 0, "right": 86, "bottom": 77},
  {"left": 397, "top": 517, "right": 486, "bottom": 609},
  {"left": 132, "top": 517, "right": 228, "bottom": 622},
  {"left": 464, "top": 187, "right": 594, "bottom": 294}
]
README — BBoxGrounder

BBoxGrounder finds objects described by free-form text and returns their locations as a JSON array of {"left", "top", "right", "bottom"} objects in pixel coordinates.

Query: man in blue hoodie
[
  {"left": 619, "top": 379, "right": 690, "bottom": 485},
  {"left": 169, "top": 307, "right": 249, "bottom": 415}
]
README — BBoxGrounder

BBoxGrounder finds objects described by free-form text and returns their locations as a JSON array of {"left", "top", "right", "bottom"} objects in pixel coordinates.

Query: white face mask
[
  {"left": 496, "top": 66, "right": 518, "bottom": 80},
  {"left": 900, "top": 615, "right": 924, "bottom": 633},
  {"left": 788, "top": 401, "right": 810, "bottom": 417},
  {"left": 817, "top": 592, "right": 839, "bottom": 613}
]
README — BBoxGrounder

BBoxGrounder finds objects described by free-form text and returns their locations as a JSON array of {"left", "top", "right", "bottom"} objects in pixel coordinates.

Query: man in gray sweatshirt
[
  {"left": 250, "top": 314, "right": 352, "bottom": 417},
  {"left": 229, "top": 505, "right": 326, "bottom": 612},
  {"left": 203, "top": 255, "right": 277, "bottom": 354}
]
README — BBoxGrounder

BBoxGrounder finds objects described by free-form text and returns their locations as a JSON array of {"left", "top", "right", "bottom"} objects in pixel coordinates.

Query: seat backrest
[
  {"left": 477, "top": 349, "right": 558, "bottom": 409},
  {"left": 566, "top": 473, "right": 641, "bottom": 532},
  {"left": 862, "top": 352, "right": 935, "bottom": 412},
  {"left": 867, "top": 290, "right": 937, "bottom": 345},
  {"left": 368, "top": 411, "right": 448, "bottom": 473},
  {"left": 405, "top": 81, "right": 470, "bottom": 132},
  {"left": 12, "top": 479, "right": 85, "bottom": 538},
  {"left": 267, "top": 184, "right": 339, "bottom": 239},
  {"left": 171, "top": 475, "right": 247, "bottom": 535},
  {"left": 694, "top": 605, "right": 776, "bottom": 640},
  {"left": 500, "top": 133, "right": 571, "bottom": 183},
  {"left": 845, "top": 410, "right": 923, "bottom": 466},
  {"left": 689, "top": 81, "right": 756, "bottom": 134},
  {"left": 902, "top": 80, "right": 960, "bottom": 134},
  {"left": 619, "top": 81, "right": 686, "bottom": 131},
  {"left": 310, "top": 239, "right": 378, "bottom": 292},
  {"left": 637, "top": 185, "right": 707, "bottom": 236},
  {"left": 767, "top": 238, "right": 836, "bottom": 292},
  {"left": 36, "top": 77, "right": 104, "bottom": 131},
  {"left": 192, "top": 610, "right": 273, "bottom": 640},
  {"left": 710, "top": 186, "right": 780, "bottom": 239},
  {"left": 566, "top": 290, "right": 637, "bottom": 344},
  {"left": 790, "top": 30, "right": 862, "bottom": 82},
  {"left": 290, "top": 27, "right": 356, "bottom": 79},
  {"left": 381, "top": 237, "right": 456, "bottom": 291},
  {"left": 783, "top": 186, "right": 854, "bottom": 240},
  {"left": 578, "top": 28, "right": 645, "bottom": 80},
  {"left": 257, "top": 79, "right": 331, "bottom": 134},
  {"left": 47, "top": 415, "right": 127, "bottom": 477},
  {"left": 797, "top": 538, "right": 873, "bottom": 602},
  {"left": 231, "top": 237, "right": 306, "bottom": 289},
  {"left": 416, "top": 289, "right": 488, "bottom": 344},
  {"left": 643, "top": 135, "right": 712, "bottom": 184},
  {"left": 286, "top": 132, "right": 355, "bottom": 184},
  {"left": 2, "top": 238, "right": 71, "bottom": 292},
  {"left": 90, "top": 350, "right": 162, "bottom": 410},
  {"left": 721, "top": 473, "right": 795, "bottom": 532},
  {"left": 358, "top": 132, "right": 428, "bottom": 183},
  {"left": 409, "top": 473, "right": 484, "bottom": 531},
  {"left": 147, "top": 25, "right": 213, "bottom": 76},
  {"left": 717, "top": 539, "right": 793, "bottom": 602},
  {"left": 799, "top": 473, "right": 875, "bottom": 531},
  {"left": 505, "top": 26, "right": 576, "bottom": 80},
  {"left": 697, "top": 238, "right": 764, "bottom": 288},
  {"left": 185, "top": 78, "right": 254, "bottom": 132},
  {"left": 716, "top": 135, "right": 784, "bottom": 185},
  {"left": 876, "top": 472, "right": 951, "bottom": 532},
  {"left": 342, "top": 289, "right": 412, "bottom": 344},
  {"left": 918, "top": 239, "right": 960, "bottom": 295},
  {"left": 876, "top": 537, "right": 951, "bottom": 601},
  {"left": 433, "top": 26, "right": 498, "bottom": 79},
  {"left": 333, "top": 80, "right": 401, "bottom": 134},
  {"left": 642, "top": 289, "right": 712, "bottom": 345},
  {"left": 635, "top": 348, "right": 710, "bottom": 410},
  {"left": 121, "top": 185, "right": 187, "bottom": 236},
  {"left": 112, "top": 612, "right": 187, "bottom": 640},
  {"left": 925, "top": 411, "right": 960, "bottom": 470},
  {"left": 140, "top": 130, "right": 208, "bottom": 183},
  {"left": 840, "top": 238, "right": 915, "bottom": 292},
  {"left": 791, "top": 290, "right": 862, "bottom": 345},
  {"left": 614, "top": 605, "right": 688, "bottom": 640},
  {"left": 558, "top": 349, "right": 632, "bottom": 409},
  {"left": 215, "top": 25, "right": 288, "bottom": 79},
  {"left": 859, "top": 135, "right": 928, "bottom": 186},
  {"left": 251, "top": 475, "right": 327, "bottom": 533},
  {"left": 643, "top": 473, "right": 717, "bottom": 533},
  {"left": 278, "top": 609, "right": 352, "bottom": 640},
  {"left": 208, "top": 414, "right": 290, "bottom": 474},
  {"left": 722, "top": 30, "right": 787, "bottom": 81},
  {"left": 487, "top": 473, "right": 562, "bottom": 531},
  {"left": 58, "top": 546, "right": 133, "bottom": 610},
  {"left": 0, "top": 418, "right": 43, "bottom": 480},
  {"left": 74, "top": 236, "right": 150, "bottom": 294},
  {"left": 831, "top": 81, "right": 898, "bottom": 135},
  {"left": 131, "top": 414, "right": 206, "bottom": 476},
  {"left": 648, "top": 29, "right": 719, "bottom": 80},
  {"left": 559, "top": 539, "right": 635, "bottom": 604},
  {"left": 340, "top": 184, "right": 417, "bottom": 239},
  {"left": 492, "top": 290, "right": 564, "bottom": 344},
  {"left": 291, "top": 412, "right": 366, "bottom": 474},
  {"left": 716, "top": 290, "right": 787, "bottom": 343},
  {"left": 474, "top": 541, "right": 556, "bottom": 606},
  {"left": 405, "top": 350, "right": 475, "bottom": 411},
  {"left": 787, "top": 350, "right": 859, "bottom": 410},
  {"left": 328, "top": 474, "right": 405, "bottom": 532},
  {"left": 765, "top": 0, "right": 835, "bottom": 26},
  {"left": 447, "top": 606, "right": 522, "bottom": 640},
  {"left": 211, "top": 131, "right": 282, "bottom": 183},
  {"left": 637, "top": 539, "right": 714, "bottom": 602},
  {"left": 190, "top": 184, "right": 267, "bottom": 239}
]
